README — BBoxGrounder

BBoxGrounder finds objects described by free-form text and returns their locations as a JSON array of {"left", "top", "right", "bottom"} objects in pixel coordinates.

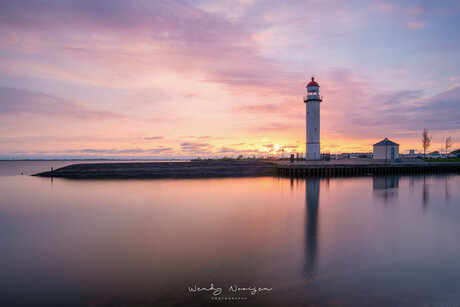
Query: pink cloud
[
  {"left": 420, "top": 80, "right": 437, "bottom": 86},
  {"left": 407, "top": 6, "right": 424, "bottom": 16},
  {"left": 238, "top": 104, "right": 285, "bottom": 113},
  {"left": 252, "top": 122, "right": 299, "bottom": 132},
  {"left": 371, "top": 2, "right": 395, "bottom": 12},
  {"left": 406, "top": 21, "right": 427, "bottom": 29},
  {"left": 144, "top": 136, "right": 164, "bottom": 140}
]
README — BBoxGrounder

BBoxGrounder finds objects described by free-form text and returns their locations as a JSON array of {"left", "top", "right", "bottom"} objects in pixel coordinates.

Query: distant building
[
  {"left": 407, "top": 149, "right": 418, "bottom": 158},
  {"left": 373, "top": 138, "right": 399, "bottom": 160}
]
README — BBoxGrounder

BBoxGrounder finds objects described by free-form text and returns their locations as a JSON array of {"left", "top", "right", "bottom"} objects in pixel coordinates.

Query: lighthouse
[{"left": 303, "top": 77, "right": 322, "bottom": 161}]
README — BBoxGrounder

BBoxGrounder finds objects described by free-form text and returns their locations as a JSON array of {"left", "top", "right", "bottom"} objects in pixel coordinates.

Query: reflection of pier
[{"left": 305, "top": 178, "right": 319, "bottom": 277}]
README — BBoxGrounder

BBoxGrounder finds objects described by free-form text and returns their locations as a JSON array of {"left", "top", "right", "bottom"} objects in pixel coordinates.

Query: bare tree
[
  {"left": 422, "top": 128, "right": 432, "bottom": 158},
  {"left": 445, "top": 136, "right": 453, "bottom": 154}
]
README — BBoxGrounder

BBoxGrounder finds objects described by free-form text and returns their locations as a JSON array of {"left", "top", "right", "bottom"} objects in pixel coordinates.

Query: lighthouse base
[{"left": 306, "top": 143, "right": 320, "bottom": 161}]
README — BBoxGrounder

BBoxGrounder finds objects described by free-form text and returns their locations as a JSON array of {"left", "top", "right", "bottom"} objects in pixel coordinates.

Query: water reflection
[
  {"left": 372, "top": 173, "right": 457, "bottom": 208},
  {"left": 1, "top": 163, "right": 460, "bottom": 305},
  {"left": 373, "top": 175, "right": 400, "bottom": 202},
  {"left": 423, "top": 175, "right": 429, "bottom": 207},
  {"left": 304, "top": 178, "right": 319, "bottom": 277},
  {"left": 445, "top": 177, "right": 450, "bottom": 201}
]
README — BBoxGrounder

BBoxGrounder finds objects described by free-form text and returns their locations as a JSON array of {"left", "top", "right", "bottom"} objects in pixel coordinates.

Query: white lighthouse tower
[{"left": 303, "top": 77, "right": 322, "bottom": 160}]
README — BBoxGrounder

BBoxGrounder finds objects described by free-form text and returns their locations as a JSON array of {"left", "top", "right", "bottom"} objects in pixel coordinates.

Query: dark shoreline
[
  {"left": 32, "top": 161, "right": 276, "bottom": 179},
  {"left": 32, "top": 160, "right": 460, "bottom": 179}
]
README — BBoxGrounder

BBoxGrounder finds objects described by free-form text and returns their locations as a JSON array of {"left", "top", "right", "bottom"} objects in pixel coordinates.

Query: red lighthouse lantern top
[{"left": 307, "top": 77, "right": 319, "bottom": 87}]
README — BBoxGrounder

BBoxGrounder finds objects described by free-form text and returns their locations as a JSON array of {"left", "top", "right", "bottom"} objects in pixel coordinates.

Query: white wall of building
[{"left": 373, "top": 145, "right": 399, "bottom": 159}]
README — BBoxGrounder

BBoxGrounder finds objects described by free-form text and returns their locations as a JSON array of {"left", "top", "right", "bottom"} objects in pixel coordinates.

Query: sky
[{"left": 0, "top": 0, "right": 459, "bottom": 159}]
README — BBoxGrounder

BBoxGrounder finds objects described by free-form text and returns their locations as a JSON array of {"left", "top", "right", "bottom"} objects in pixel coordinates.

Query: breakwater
[{"left": 33, "top": 161, "right": 276, "bottom": 179}]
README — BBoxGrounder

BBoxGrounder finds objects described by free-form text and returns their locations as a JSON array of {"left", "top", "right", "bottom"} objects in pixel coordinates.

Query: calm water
[{"left": 0, "top": 161, "right": 460, "bottom": 306}]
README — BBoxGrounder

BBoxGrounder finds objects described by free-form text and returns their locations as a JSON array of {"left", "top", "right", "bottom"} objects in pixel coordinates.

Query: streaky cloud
[{"left": 0, "top": 86, "right": 118, "bottom": 119}]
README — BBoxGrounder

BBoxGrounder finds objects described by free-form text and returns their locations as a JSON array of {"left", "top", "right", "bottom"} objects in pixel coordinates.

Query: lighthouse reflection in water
[{"left": 304, "top": 177, "right": 320, "bottom": 277}]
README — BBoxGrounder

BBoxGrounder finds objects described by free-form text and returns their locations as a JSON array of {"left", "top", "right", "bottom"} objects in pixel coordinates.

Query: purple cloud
[{"left": 331, "top": 86, "right": 460, "bottom": 137}]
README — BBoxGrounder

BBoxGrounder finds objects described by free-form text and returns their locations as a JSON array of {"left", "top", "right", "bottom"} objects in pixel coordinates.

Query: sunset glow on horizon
[{"left": 1, "top": 0, "right": 459, "bottom": 159}]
